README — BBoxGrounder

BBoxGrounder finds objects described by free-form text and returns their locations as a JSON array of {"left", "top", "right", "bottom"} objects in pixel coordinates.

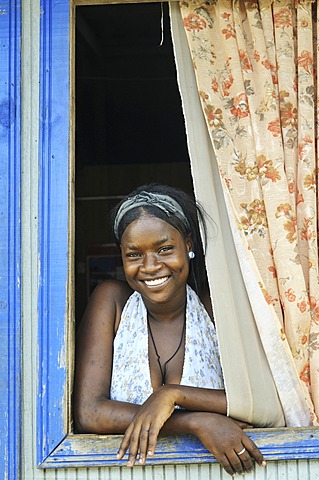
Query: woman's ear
[{"left": 186, "top": 234, "right": 193, "bottom": 254}]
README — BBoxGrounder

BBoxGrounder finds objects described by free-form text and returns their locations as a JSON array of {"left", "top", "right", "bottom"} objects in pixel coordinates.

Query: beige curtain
[{"left": 170, "top": 0, "right": 319, "bottom": 426}]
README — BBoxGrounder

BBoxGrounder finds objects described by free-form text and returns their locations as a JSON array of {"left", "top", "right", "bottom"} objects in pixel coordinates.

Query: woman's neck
[{"left": 143, "top": 289, "right": 187, "bottom": 324}]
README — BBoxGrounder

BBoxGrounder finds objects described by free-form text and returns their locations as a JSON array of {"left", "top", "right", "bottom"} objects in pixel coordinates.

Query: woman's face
[{"left": 120, "top": 214, "right": 192, "bottom": 307}]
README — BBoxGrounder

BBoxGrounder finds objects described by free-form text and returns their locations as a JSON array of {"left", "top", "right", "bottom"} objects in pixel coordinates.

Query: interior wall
[{"left": 75, "top": 3, "right": 193, "bottom": 320}]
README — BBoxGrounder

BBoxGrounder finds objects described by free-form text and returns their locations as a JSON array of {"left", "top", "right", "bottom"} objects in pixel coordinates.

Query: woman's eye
[
  {"left": 159, "top": 246, "right": 173, "bottom": 254},
  {"left": 126, "top": 252, "right": 142, "bottom": 259}
]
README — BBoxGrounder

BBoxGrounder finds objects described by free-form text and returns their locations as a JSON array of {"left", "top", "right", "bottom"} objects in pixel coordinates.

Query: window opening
[{"left": 75, "top": 2, "right": 193, "bottom": 322}]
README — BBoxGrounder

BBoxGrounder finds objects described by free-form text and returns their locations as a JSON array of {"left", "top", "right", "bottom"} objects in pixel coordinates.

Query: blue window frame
[{"left": 35, "top": 0, "right": 319, "bottom": 469}]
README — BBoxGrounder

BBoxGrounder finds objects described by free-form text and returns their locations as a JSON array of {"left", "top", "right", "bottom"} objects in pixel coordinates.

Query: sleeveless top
[{"left": 110, "top": 285, "right": 224, "bottom": 405}]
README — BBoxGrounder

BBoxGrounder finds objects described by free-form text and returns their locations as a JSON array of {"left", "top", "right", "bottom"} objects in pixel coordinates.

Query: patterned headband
[{"left": 113, "top": 191, "right": 190, "bottom": 240}]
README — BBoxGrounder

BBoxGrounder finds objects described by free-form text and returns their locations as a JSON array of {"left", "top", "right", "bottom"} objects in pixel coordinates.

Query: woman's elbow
[
  {"left": 73, "top": 395, "right": 116, "bottom": 434},
  {"left": 73, "top": 399, "right": 101, "bottom": 433}
]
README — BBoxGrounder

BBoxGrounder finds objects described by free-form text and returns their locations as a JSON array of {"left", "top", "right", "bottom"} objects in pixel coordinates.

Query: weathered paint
[
  {"left": 40, "top": 428, "right": 319, "bottom": 468},
  {"left": 36, "top": 0, "right": 71, "bottom": 465},
  {"left": 0, "top": 1, "right": 21, "bottom": 479}
]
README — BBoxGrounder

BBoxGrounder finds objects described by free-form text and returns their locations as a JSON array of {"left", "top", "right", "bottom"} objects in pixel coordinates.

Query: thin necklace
[{"left": 147, "top": 316, "right": 186, "bottom": 385}]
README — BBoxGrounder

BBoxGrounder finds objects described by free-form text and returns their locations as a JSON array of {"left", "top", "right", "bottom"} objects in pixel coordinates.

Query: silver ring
[{"left": 237, "top": 447, "right": 246, "bottom": 456}]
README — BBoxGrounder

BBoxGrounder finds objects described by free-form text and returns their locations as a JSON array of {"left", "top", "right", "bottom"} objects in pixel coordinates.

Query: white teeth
[{"left": 144, "top": 276, "right": 168, "bottom": 287}]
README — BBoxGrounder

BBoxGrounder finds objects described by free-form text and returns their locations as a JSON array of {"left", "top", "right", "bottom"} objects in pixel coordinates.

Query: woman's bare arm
[
  {"left": 74, "top": 280, "right": 226, "bottom": 433},
  {"left": 73, "top": 281, "right": 265, "bottom": 476},
  {"left": 74, "top": 279, "right": 134, "bottom": 433}
]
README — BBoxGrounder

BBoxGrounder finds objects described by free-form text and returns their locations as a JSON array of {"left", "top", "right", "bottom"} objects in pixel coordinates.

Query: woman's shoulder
[
  {"left": 92, "top": 278, "right": 132, "bottom": 301},
  {"left": 96, "top": 279, "right": 133, "bottom": 330},
  {"left": 79, "top": 280, "right": 133, "bottom": 334},
  {"left": 90, "top": 279, "right": 133, "bottom": 315}
]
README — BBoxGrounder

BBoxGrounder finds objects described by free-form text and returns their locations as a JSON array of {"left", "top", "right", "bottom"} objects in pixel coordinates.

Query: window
[
  {"left": 74, "top": 1, "right": 193, "bottom": 322},
  {"left": 36, "top": 0, "right": 319, "bottom": 469}
]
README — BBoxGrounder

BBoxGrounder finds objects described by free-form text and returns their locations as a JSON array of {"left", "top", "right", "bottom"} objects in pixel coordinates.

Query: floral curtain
[{"left": 178, "top": 0, "right": 319, "bottom": 425}]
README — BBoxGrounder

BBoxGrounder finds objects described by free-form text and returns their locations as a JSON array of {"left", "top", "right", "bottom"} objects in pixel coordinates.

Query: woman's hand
[
  {"left": 116, "top": 387, "right": 266, "bottom": 476},
  {"left": 117, "top": 386, "right": 176, "bottom": 466},
  {"left": 191, "top": 412, "right": 266, "bottom": 476}
]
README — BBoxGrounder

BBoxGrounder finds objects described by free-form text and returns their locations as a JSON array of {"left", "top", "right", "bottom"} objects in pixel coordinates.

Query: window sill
[{"left": 38, "top": 427, "right": 319, "bottom": 468}]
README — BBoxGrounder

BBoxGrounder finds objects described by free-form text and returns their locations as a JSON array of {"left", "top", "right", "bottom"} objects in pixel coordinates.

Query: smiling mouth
[{"left": 143, "top": 276, "right": 169, "bottom": 287}]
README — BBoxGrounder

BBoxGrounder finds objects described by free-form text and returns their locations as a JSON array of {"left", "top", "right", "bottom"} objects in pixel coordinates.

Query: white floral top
[{"left": 110, "top": 285, "right": 224, "bottom": 405}]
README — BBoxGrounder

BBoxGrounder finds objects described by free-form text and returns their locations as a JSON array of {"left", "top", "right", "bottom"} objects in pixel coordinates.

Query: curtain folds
[{"left": 170, "top": 0, "right": 319, "bottom": 426}]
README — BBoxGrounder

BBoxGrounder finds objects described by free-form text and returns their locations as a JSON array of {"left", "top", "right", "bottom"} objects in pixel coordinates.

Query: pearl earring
[{"left": 188, "top": 251, "right": 195, "bottom": 259}]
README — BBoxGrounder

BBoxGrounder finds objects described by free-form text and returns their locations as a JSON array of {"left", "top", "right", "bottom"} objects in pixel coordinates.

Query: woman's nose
[{"left": 141, "top": 253, "right": 161, "bottom": 272}]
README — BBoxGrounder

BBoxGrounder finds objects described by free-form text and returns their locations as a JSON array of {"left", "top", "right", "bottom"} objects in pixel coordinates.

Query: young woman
[{"left": 74, "top": 184, "right": 266, "bottom": 476}]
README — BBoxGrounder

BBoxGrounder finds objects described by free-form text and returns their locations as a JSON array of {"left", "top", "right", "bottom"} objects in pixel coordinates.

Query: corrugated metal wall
[
  {"left": 20, "top": 461, "right": 319, "bottom": 479},
  {"left": 18, "top": 1, "right": 319, "bottom": 479}
]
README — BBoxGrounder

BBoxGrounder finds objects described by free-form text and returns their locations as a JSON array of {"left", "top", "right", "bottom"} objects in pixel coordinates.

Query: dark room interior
[{"left": 75, "top": 3, "right": 194, "bottom": 319}]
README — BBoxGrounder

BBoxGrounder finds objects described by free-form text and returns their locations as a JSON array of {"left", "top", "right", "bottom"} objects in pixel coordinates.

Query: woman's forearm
[
  {"left": 75, "top": 398, "right": 140, "bottom": 434},
  {"left": 75, "top": 387, "right": 226, "bottom": 436},
  {"left": 75, "top": 398, "right": 200, "bottom": 436}
]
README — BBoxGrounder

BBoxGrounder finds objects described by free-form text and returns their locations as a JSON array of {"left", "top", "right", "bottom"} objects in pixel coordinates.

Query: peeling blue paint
[
  {"left": 0, "top": 300, "right": 8, "bottom": 310},
  {"left": 39, "top": 428, "right": 319, "bottom": 469},
  {"left": 37, "top": 0, "right": 70, "bottom": 466},
  {"left": 0, "top": 98, "right": 14, "bottom": 128}
]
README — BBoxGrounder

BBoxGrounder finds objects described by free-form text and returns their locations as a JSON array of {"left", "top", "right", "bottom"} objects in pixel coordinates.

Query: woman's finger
[
  {"left": 216, "top": 453, "right": 236, "bottom": 477},
  {"left": 117, "top": 423, "right": 140, "bottom": 467},
  {"left": 117, "top": 423, "right": 135, "bottom": 462},
  {"left": 235, "top": 420, "right": 253, "bottom": 429},
  {"left": 126, "top": 429, "right": 142, "bottom": 467},
  {"left": 233, "top": 445, "right": 253, "bottom": 473},
  {"left": 243, "top": 436, "right": 266, "bottom": 467},
  {"left": 137, "top": 425, "right": 150, "bottom": 464},
  {"left": 225, "top": 450, "right": 245, "bottom": 475},
  {"left": 145, "top": 418, "right": 163, "bottom": 458}
]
